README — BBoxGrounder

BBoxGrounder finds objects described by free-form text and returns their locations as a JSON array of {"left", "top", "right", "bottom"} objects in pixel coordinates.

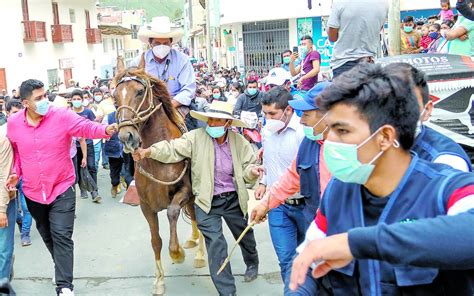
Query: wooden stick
[
  {"left": 217, "top": 220, "right": 257, "bottom": 275},
  {"left": 217, "top": 179, "right": 272, "bottom": 276}
]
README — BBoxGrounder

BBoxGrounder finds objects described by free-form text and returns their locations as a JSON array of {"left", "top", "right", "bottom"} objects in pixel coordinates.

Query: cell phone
[{"left": 292, "top": 46, "right": 298, "bottom": 53}]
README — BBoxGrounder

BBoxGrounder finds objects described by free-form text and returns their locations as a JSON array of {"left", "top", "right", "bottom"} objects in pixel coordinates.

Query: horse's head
[{"left": 113, "top": 56, "right": 180, "bottom": 153}]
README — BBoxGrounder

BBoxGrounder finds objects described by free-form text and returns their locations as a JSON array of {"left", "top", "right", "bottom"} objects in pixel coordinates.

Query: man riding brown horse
[{"left": 114, "top": 61, "right": 205, "bottom": 295}]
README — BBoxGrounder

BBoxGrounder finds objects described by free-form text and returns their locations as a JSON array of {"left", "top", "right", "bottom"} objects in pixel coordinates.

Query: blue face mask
[
  {"left": 404, "top": 26, "right": 414, "bottom": 33},
  {"left": 299, "top": 46, "right": 309, "bottom": 59},
  {"left": 213, "top": 93, "right": 221, "bottom": 100},
  {"left": 34, "top": 99, "right": 50, "bottom": 116},
  {"left": 247, "top": 88, "right": 258, "bottom": 96},
  {"left": 72, "top": 100, "right": 82, "bottom": 109},
  {"left": 428, "top": 32, "right": 439, "bottom": 39},
  {"left": 206, "top": 125, "right": 227, "bottom": 138},
  {"left": 323, "top": 128, "right": 389, "bottom": 184},
  {"left": 303, "top": 114, "right": 327, "bottom": 141}
]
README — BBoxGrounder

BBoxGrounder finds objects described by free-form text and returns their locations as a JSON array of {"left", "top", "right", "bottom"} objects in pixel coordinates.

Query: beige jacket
[
  {"left": 149, "top": 128, "right": 259, "bottom": 215},
  {"left": 0, "top": 134, "right": 14, "bottom": 213}
]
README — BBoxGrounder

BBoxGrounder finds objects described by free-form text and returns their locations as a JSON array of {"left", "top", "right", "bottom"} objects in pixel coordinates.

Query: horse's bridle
[
  {"left": 114, "top": 75, "right": 189, "bottom": 186},
  {"left": 115, "top": 75, "right": 163, "bottom": 130}
]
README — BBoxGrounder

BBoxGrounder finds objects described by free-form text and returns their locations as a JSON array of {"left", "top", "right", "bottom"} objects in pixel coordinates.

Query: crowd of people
[
  {"left": 0, "top": 1, "right": 473, "bottom": 295},
  {"left": 400, "top": 0, "right": 473, "bottom": 56}
]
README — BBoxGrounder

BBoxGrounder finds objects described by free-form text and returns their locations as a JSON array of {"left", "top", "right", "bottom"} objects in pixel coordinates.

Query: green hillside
[{"left": 99, "top": 0, "right": 185, "bottom": 21}]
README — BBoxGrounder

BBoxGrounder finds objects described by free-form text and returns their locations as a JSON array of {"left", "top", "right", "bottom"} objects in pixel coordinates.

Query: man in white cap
[
  {"left": 265, "top": 68, "right": 292, "bottom": 92},
  {"left": 136, "top": 16, "right": 196, "bottom": 119},
  {"left": 132, "top": 101, "right": 262, "bottom": 296}
]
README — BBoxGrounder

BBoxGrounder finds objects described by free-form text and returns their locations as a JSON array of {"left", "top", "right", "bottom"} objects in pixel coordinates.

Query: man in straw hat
[
  {"left": 136, "top": 16, "right": 196, "bottom": 121},
  {"left": 132, "top": 101, "right": 262, "bottom": 295}
]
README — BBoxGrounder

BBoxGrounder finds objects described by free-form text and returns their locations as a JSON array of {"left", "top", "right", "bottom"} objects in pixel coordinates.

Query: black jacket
[
  {"left": 233, "top": 90, "right": 263, "bottom": 117},
  {"left": 457, "top": 0, "right": 474, "bottom": 21}
]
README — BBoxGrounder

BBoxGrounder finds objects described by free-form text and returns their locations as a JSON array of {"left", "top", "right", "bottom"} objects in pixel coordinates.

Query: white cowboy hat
[
  {"left": 190, "top": 101, "right": 248, "bottom": 128},
  {"left": 138, "top": 16, "right": 184, "bottom": 44}
]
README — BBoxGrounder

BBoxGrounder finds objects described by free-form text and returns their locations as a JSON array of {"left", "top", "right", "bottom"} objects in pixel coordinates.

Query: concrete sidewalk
[{"left": 11, "top": 169, "right": 283, "bottom": 295}]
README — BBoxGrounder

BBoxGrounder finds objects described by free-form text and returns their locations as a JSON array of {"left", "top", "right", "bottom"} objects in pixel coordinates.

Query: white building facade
[{"left": 0, "top": 0, "right": 103, "bottom": 92}]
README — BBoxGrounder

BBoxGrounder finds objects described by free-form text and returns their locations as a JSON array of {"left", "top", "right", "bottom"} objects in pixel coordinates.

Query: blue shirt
[
  {"left": 75, "top": 108, "right": 96, "bottom": 145},
  {"left": 144, "top": 49, "right": 196, "bottom": 106}
]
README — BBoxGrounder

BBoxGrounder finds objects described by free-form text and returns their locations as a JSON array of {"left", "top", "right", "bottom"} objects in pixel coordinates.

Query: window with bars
[{"left": 242, "top": 20, "right": 290, "bottom": 77}]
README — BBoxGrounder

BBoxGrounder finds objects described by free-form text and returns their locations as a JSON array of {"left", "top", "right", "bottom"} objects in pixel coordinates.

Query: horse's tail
[
  {"left": 183, "top": 197, "right": 195, "bottom": 220},
  {"left": 181, "top": 195, "right": 196, "bottom": 224}
]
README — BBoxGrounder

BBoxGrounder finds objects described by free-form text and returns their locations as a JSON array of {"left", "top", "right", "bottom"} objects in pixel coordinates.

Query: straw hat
[
  {"left": 190, "top": 101, "right": 248, "bottom": 128},
  {"left": 138, "top": 16, "right": 184, "bottom": 44}
]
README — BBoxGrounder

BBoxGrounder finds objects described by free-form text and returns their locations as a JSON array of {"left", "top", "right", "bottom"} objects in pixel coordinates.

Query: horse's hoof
[
  {"left": 152, "top": 282, "right": 165, "bottom": 295},
  {"left": 183, "top": 240, "right": 197, "bottom": 249},
  {"left": 170, "top": 246, "right": 185, "bottom": 264},
  {"left": 193, "top": 258, "right": 206, "bottom": 268}
]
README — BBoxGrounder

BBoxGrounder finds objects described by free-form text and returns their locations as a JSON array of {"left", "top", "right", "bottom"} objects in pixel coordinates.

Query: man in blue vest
[
  {"left": 251, "top": 82, "right": 331, "bottom": 227},
  {"left": 289, "top": 63, "right": 474, "bottom": 295},
  {"left": 386, "top": 63, "right": 471, "bottom": 172},
  {"left": 251, "top": 82, "right": 331, "bottom": 295}
]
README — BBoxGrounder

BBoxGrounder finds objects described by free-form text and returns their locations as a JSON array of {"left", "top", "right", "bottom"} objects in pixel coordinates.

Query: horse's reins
[{"left": 115, "top": 75, "right": 189, "bottom": 186}]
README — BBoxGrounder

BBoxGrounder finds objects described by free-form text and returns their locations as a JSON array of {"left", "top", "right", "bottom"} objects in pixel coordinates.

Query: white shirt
[{"left": 261, "top": 113, "right": 305, "bottom": 187}]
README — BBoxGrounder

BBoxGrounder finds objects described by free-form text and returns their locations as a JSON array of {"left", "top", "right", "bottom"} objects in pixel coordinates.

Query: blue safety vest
[
  {"left": 296, "top": 138, "right": 321, "bottom": 226},
  {"left": 320, "top": 155, "right": 474, "bottom": 295},
  {"left": 412, "top": 126, "right": 472, "bottom": 171}
]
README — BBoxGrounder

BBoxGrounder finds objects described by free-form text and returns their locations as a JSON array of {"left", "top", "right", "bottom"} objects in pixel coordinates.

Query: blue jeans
[
  {"left": 268, "top": 203, "right": 307, "bottom": 284},
  {"left": 94, "top": 141, "right": 102, "bottom": 170},
  {"left": 101, "top": 141, "right": 109, "bottom": 167},
  {"left": 16, "top": 180, "right": 32, "bottom": 238},
  {"left": 332, "top": 60, "right": 360, "bottom": 79},
  {"left": 284, "top": 255, "right": 319, "bottom": 295},
  {"left": 0, "top": 198, "right": 17, "bottom": 279}
]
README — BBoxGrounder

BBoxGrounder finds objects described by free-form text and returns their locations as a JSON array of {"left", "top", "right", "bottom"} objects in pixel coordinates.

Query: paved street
[{"left": 12, "top": 168, "right": 283, "bottom": 295}]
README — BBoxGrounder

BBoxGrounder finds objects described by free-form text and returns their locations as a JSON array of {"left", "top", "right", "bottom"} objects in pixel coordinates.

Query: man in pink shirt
[{"left": 6, "top": 79, "right": 117, "bottom": 296}]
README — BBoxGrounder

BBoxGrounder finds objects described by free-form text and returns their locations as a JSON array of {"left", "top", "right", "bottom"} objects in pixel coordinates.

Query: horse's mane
[{"left": 114, "top": 67, "right": 184, "bottom": 128}]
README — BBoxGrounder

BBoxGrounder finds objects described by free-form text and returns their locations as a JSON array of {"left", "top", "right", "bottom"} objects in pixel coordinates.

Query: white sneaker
[{"left": 59, "top": 288, "right": 74, "bottom": 296}]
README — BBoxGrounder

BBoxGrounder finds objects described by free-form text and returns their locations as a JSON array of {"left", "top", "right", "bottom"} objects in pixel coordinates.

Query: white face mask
[
  {"left": 262, "top": 107, "right": 289, "bottom": 137},
  {"left": 82, "top": 99, "right": 90, "bottom": 107},
  {"left": 152, "top": 45, "right": 171, "bottom": 59}
]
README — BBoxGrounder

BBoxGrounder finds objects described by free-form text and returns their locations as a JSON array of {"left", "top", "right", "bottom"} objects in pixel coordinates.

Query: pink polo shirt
[{"left": 7, "top": 106, "right": 109, "bottom": 204}]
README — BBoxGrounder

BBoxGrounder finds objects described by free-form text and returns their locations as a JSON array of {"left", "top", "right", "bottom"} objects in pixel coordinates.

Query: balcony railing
[
  {"left": 22, "top": 21, "right": 47, "bottom": 42},
  {"left": 86, "top": 28, "right": 102, "bottom": 44},
  {"left": 51, "top": 24, "right": 73, "bottom": 43}
]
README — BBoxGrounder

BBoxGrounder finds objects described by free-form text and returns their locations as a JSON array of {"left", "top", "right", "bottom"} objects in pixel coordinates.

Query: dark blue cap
[{"left": 289, "top": 81, "right": 331, "bottom": 111}]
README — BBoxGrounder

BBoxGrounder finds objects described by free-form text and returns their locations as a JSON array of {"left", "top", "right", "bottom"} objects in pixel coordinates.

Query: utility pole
[
  {"left": 205, "top": 0, "right": 212, "bottom": 73},
  {"left": 388, "top": 0, "right": 401, "bottom": 56}
]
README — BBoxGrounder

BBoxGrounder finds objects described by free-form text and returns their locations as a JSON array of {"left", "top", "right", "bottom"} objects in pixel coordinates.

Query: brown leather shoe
[{"left": 111, "top": 185, "right": 119, "bottom": 198}]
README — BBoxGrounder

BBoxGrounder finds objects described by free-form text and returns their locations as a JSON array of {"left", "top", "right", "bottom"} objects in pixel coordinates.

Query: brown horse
[{"left": 114, "top": 58, "right": 206, "bottom": 295}]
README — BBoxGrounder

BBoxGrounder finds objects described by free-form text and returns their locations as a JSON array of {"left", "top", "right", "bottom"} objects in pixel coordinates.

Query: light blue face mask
[
  {"left": 35, "top": 99, "right": 50, "bottom": 116},
  {"left": 72, "top": 100, "right": 83, "bottom": 109},
  {"left": 213, "top": 93, "right": 221, "bottom": 100},
  {"left": 303, "top": 114, "right": 327, "bottom": 141},
  {"left": 299, "top": 46, "right": 309, "bottom": 59},
  {"left": 247, "top": 88, "right": 258, "bottom": 96},
  {"left": 323, "top": 128, "right": 397, "bottom": 184},
  {"left": 206, "top": 125, "right": 227, "bottom": 138}
]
